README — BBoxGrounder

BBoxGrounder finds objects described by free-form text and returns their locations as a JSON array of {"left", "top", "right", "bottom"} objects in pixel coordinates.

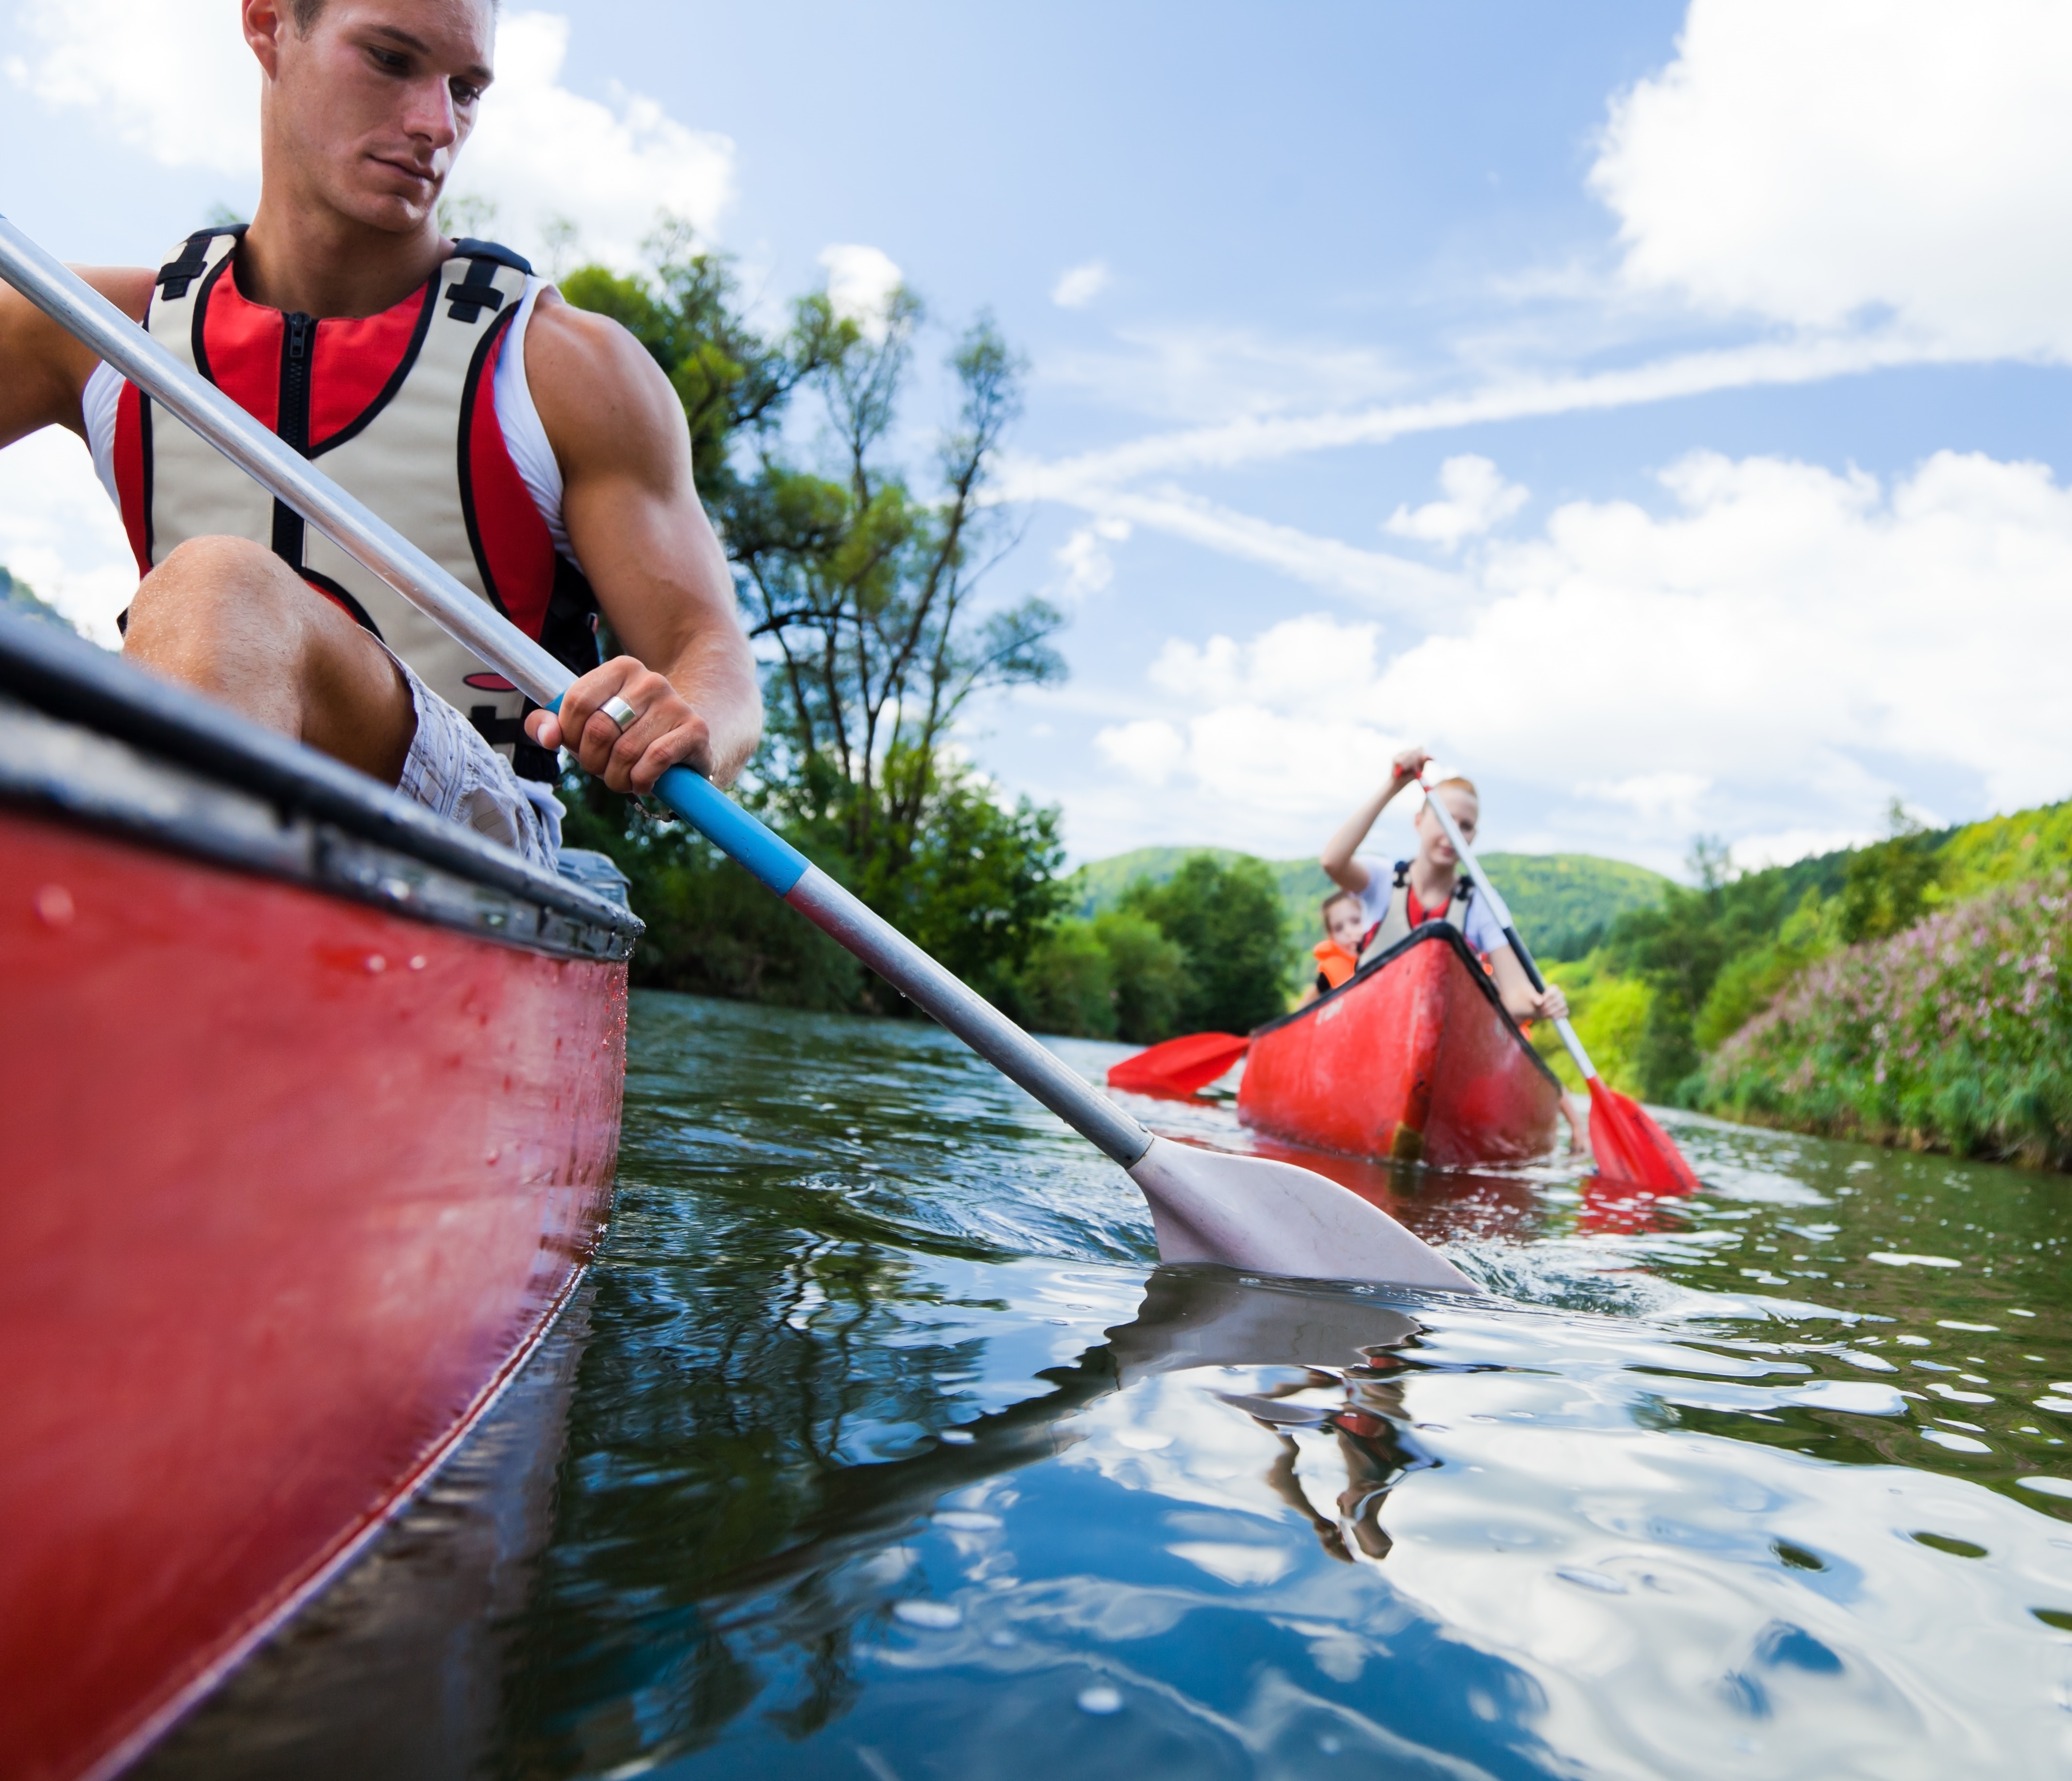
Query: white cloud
[
  {"left": 1096, "top": 719, "right": 1186, "bottom": 787},
  {"left": 1086, "top": 449, "right": 2072, "bottom": 868},
  {"left": 1577, "top": 772, "right": 1712, "bottom": 828},
  {"left": 818, "top": 243, "right": 904, "bottom": 342},
  {"left": 1593, "top": 0, "right": 2072, "bottom": 358},
  {"left": 1036, "top": 325, "right": 1407, "bottom": 429},
  {"left": 1007, "top": 330, "right": 1932, "bottom": 504},
  {"left": 1149, "top": 615, "right": 1382, "bottom": 719},
  {"left": 3, "top": 6, "right": 734, "bottom": 270},
  {"left": 0, "top": 430, "right": 138, "bottom": 647},
  {"left": 1374, "top": 450, "right": 2072, "bottom": 822},
  {"left": 1054, "top": 516, "right": 1131, "bottom": 602},
  {"left": 1384, "top": 455, "right": 1529, "bottom": 550},
  {"left": 6, "top": 0, "right": 258, "bottom": 175},
  {"left": 454, "top": 14, "right": 734, "bottom": 269},
  {"left": 1051, "top": 261, "right": 1110, "bottom": 308},
  {"left": 1040, "top": 484, "right": 1459, "bottom": 614}
]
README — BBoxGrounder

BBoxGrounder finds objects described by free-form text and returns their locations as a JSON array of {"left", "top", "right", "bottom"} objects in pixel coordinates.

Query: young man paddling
[
  {"left": 0, "top": 0, "right": 759, "bottom": 868},
  {"left": 1321, "top": 746, "right": 1570, "bottom": 1027}
]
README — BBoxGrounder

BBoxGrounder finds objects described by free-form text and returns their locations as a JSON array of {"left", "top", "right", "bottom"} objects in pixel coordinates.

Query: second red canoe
[{"left": 1237, "top": 924, "right": 1564, "bottom": 1166}]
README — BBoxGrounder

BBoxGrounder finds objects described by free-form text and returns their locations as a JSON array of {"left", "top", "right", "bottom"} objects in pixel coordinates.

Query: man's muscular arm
[
  {"left": 520, "top": 291, "right": 760, "bottom": 793},
  {"left": 0, "top": 269, "right": 152, "bottom": 450}
]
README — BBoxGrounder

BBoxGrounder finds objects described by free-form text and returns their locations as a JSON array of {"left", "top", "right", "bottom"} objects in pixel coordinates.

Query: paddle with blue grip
[{"left": 0, "top": 213, "right": 1475, "bottom": 1290}]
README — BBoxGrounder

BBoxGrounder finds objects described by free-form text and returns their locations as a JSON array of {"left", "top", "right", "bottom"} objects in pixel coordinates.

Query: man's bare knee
[
  {"left": 126, "top": 536, "right": 304, "bottom": 646},
  {"left": 123, "top": 536, "right": 414, "bottom": 783}
]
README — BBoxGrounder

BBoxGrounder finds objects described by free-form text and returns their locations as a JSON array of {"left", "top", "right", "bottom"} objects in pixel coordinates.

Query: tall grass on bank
[{"left": 1702, "top": 873, "right": 2072, "bottom": 1167}]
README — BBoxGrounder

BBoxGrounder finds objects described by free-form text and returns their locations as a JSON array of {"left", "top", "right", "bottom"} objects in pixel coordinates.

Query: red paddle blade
[
  {"left": 1107, "top": 1032, "right": 1250, "bottom": 1099},
  {"left": 1586, "top": 1079, "right": 1702, "bottom": 1193}
]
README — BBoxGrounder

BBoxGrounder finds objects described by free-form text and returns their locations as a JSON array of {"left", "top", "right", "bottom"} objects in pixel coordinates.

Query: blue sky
[{"left": 7, "top": 0, "right": 2072, "bottom": 874}]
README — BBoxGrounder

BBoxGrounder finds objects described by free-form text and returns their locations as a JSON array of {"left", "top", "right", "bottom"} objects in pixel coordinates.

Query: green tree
[
  {"left": 1095, "top": 909, "right": 1192, "bottom": 1042},
  {"left": 1839, "top": 800, "right": 1945, "bottom": 942},
  {"left": 558, "top": 230, "right": 1068, "bottom": 1010},
  {"left": 1014, "top": 923, "right": 1117, "bottom": 1040},
  {"left": 1121, "top": 854, "right": 1288, "bottom": 1035},
  {"left": 1602, "top": 839, "right": 1795, "bottom": 1102}
]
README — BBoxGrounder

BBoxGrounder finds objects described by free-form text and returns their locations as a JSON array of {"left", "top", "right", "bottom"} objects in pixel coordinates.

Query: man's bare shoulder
[
  {"left": 0, "top": 265, "right": 155, "bottom": 443},
  {"left": 81, "top": 267, "right": 157, "bottom": 323},
  {"left": 522, "top": 290, "right": 684, "bottom": 479}
]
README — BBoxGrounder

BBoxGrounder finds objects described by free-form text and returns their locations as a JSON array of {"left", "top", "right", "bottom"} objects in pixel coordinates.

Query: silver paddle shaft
[
  {"left": 0, "top": 216, "right": 1159, "bottom": 1169},
  {"left": 1418, "top": 780, "right": 1600, "bottom": 1083}
]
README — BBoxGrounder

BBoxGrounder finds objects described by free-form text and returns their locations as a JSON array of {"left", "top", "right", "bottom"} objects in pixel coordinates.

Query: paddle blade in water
[
  {"left": 1126, "top": 1137, "right": 1477, "bottom": 1290},
  {"left": 1586, "top": 1079, "right": 1701, "bottom": 1194},
  {"left": 1108, "top": 1032, "right": 1250, "bottom": 1099}
]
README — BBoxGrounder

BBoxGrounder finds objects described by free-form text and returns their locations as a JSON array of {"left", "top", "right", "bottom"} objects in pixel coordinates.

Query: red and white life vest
[
  {"left": 1356, "top": 859, "right": 1475, "bottom": 965},
  {"left": 111, "top": 226, "right": 599, "bottom": 780}
]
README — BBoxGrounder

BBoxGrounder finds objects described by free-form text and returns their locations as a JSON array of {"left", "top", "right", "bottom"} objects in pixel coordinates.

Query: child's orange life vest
[{"left": 1312, "top": 939, "right": 1358, "bottom": 992}]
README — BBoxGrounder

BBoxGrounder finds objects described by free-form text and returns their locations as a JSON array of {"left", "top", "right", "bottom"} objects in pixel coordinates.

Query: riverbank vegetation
[{"left": 1539, "top": 798, "right": 2072, "bottom": 1168}]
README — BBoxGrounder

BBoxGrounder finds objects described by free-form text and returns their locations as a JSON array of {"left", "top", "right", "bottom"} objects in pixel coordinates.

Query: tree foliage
[
  {"left": 1839, "top": 800, "right": 1946, "bottom": 942},
  {"left": 1122, "top": 854, "right": 1290, "bottom": 1036},
  {"left": 559, "top": 231, "right": 1068, "bottom": 1011}
]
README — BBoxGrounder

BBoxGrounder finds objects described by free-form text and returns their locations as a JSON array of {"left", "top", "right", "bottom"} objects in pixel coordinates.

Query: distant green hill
[
  {"left": 0, "top": 565, "right": 79, "bottom": 637},
  {"left": 1067, "top": 844, "right": 1669, "bottom": 962}
]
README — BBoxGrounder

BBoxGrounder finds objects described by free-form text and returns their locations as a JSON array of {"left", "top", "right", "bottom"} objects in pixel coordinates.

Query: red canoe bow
[
  {"left": 1236, "top": 925, "right": 1563, "bottom": 1167},
  {"left": 0, "top": 613, "right": 639, "bottom": 1781}
]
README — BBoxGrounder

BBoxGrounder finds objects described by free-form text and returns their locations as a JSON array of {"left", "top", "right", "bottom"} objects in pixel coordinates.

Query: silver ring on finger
[{"left": 600, "top": 694, "right": 639, "bottom": 734}]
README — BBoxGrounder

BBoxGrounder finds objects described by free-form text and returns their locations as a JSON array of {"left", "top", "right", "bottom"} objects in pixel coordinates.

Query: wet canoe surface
[
  {"left": 0, "top": 612, "right": 635, "bottom": 1781},
  {"left": 141, "top": 992, "right": 2072, "bottom": 1781}
]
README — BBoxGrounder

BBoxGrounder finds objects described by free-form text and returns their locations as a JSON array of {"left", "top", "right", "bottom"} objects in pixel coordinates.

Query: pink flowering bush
[{"left": 1701, "top": 872, "right": 2072, "bottom": 1167}]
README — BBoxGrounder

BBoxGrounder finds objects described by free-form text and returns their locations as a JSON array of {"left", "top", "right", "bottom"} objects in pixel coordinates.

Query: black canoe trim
[
  {"left": 0, "top": 608, "right": 639, "bottom": 962},
  {"left": 1248, "top": 920, "right": 1563, "bottom": 1090}
]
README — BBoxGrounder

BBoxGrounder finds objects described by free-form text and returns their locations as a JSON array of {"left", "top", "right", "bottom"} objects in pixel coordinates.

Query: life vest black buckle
[{"left": 445, "top": 280, "right": 507, "bottom": 323}]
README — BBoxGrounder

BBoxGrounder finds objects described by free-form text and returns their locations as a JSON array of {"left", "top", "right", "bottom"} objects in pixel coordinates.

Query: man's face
[{"left": 250, "top": 0, "right": 496, "bottom": 233}]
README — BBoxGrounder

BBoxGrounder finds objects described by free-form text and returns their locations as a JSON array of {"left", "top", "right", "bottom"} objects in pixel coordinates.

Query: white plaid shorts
[{"left": 390, "top": 651, "right": 562, "bottom": 870}]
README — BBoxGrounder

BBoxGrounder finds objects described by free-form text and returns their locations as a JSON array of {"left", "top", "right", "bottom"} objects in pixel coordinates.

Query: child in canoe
[
  {"left": 1319, "top": 746, "right": 1570, "bottom": 1027},
  {"left": 1296, "top": 890, "right": 1368, "bottom": 1006}
]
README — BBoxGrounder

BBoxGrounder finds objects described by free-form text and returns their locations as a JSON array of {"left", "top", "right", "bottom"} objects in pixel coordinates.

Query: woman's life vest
[
  {"left": 1312, "top": 939, "right": 1357, "bottom": 993},
  {"left": 111, "top": 226, "right": 600, "bottom": 781},
  {"left": 1356, "top": 859, "right": 1475, "bottom": 966}
]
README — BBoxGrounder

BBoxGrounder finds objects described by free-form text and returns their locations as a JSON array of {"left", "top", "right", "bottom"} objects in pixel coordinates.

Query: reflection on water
[{"left": 147, "top": 993, "right": 2072, "bottom": 1779}]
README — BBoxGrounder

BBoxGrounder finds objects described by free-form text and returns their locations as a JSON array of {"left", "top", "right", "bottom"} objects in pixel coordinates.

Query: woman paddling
[{"left": 1320, "top": 747, "right": 1571, "bottom": 1028}]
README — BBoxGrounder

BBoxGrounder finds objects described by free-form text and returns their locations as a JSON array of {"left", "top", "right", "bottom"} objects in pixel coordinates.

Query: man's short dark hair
[{"left": 290, "top": 0, "right": 497, "bottom": 30}]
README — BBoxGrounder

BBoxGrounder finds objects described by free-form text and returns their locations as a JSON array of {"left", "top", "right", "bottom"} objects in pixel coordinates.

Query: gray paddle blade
[{"left": 1125, "top": 1136, "right": 1480, "bottom": 1291}]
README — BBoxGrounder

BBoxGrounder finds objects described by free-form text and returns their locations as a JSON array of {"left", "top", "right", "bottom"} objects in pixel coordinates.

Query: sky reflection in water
[{"left": 147, "top": 992, "right": 2072, "bottom": 1780}]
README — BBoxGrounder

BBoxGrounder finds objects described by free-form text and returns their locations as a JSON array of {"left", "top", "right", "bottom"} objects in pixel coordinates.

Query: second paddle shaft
[
  {"left": 0, "top": 215, "right": 1156, "bottom": 1172},
  {"left": 1416, "top": 778, "right": 1603, "bottom": 1083}
]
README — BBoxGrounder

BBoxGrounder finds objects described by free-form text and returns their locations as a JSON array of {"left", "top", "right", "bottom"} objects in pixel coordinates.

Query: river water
[{"left": 147, "top": 991, "right": 2072, "bottom": 1779}]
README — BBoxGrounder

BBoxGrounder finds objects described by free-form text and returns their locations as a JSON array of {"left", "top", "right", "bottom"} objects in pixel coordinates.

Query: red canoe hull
[
  {"left": 0, "top": 810, "right": 626, "bottom": 1781},
  {"left": 1237, "top": 925, "right": 1562, "bottom": 1167}
]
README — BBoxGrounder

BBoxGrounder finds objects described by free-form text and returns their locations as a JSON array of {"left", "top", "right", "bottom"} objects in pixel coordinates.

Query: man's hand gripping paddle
[
  {"left": 1417, "top": 775, "right": 1701, "bottom": 1194},
  {"left": 0, "top": 215, "right": 1476, "bottom": 1292}
]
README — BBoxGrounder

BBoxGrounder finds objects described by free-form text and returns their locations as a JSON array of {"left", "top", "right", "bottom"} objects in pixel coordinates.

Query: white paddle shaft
[{"left": 1419, "top": 778, "right": 1601, "bottom": 1083}]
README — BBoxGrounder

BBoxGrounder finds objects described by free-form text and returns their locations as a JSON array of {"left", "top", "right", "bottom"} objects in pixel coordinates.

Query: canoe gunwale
[
  {"left": 1249, "top": 920, "right": 1564, "bottom": 1092},
  {"left": 0, "top": 609, "right": 639, "bottom": 962}
]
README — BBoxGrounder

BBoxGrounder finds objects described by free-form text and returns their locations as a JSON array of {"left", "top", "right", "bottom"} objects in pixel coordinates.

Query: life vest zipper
[{"left": 270, "top": 310, "right": 315, "bottom": 567}]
